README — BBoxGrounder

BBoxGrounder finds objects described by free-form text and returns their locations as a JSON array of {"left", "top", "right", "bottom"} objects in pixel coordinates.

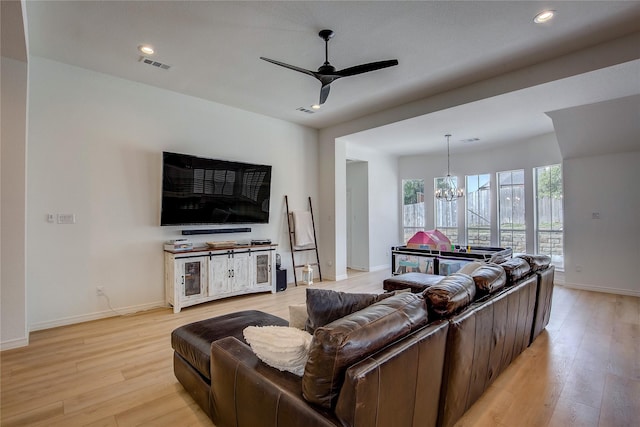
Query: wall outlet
[{"left": 96, "top": 286, "right": 105, "bottom": 296}]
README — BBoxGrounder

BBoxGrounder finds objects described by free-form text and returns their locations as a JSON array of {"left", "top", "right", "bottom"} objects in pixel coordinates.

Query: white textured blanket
[{"left": 293, "top": 210, "right": 315, "bottom": 249}]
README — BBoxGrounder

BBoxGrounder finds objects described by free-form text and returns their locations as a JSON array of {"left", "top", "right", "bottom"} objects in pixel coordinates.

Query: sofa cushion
[
  {"left": 488, "top": 247, "right": 513, "bottom": 264},
  {"left": 422, "top": 273, "right": 476, "bottom": 317},
  {"left": 458, "top": 261, "right": 484, "bottom": 275},
  {"left": 302, "top": 292, "right": 429, "bottom": 409},
  {"left": 516, "top": 254, "right": 551, "bottom": 272},
  {"left": 305, "top": 288, "right": 390, "bottom": 334},
  {"left": 470, "top": 263, "right": 507, "bottom": 294},
  {"left": 500, "top": 257, "right": 532, "bottom": 285},
  {"left": 243, "top": 326, "right": 312, "bottom": 376},
  {"left": 383, "top": 272, "right": 444, "bottom": 293}
]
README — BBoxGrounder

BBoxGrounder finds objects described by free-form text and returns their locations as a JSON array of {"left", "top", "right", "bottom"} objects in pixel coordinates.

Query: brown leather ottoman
[
  {"left": 171, "top": 310, "right": 288, "bottom": 417},
  {"left": 383, "top": 272, "right": 444, "bottom": 293}
]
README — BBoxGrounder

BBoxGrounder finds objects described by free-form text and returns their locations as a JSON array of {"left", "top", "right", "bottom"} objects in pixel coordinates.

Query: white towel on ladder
[{"left": 292, "top": 211, "right": 315, "bottom": 249}]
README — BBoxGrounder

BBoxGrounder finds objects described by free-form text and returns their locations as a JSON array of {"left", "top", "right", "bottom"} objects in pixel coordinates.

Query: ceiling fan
[{"left": 260, "top": 29, "right": 399, "bottom": 106}]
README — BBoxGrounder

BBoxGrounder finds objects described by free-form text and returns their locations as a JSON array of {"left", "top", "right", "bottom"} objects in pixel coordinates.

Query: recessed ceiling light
[
  {"left": 138, "top": 44, "right": 155, "bottom": 55},
  {"left": 311, "top": 104, "right": 321, "bottom": 110},
  {"left": 534, "top": 10, "right": 555, "bottom": 24}
]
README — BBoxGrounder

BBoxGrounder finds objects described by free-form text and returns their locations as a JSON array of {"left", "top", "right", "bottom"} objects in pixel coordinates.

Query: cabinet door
[
  {"left": 253, "top": 252, "right": 272, "bottom": 287},
  {"left": 210, "top": 253, "right": 232, "bottom": 295},
  {"left": 231, "top": 251, "right": 252, "bottom": 292},
  {"left": 176, "top": 257, "right": 207, "bottom": 300}
]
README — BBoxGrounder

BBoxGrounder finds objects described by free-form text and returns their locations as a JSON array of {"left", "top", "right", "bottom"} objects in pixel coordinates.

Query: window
[
  {"left": 402, "top": 179, "right": 425, "bottom": 243},
  {"left": 498, "top": 170, "right": 526, "bottom": 253},
  {"left": 534, "top": 165, "right": 564, "bottom": 269},
  {"left": 466, "top": 174, "right": 491, "bottom": 246},
  {"left": 434, "top": 176, "right": 459, "bottom": 243}
]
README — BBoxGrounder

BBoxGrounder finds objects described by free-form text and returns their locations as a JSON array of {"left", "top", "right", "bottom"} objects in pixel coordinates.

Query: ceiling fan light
[{"left": 534, "top": 10, "right": 555, "bottom": 24}]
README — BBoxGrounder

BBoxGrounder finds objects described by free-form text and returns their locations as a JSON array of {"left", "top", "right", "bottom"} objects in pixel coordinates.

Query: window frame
[
  {"left": 497, "top": 169, "right": 526, "bottom": 253},
  {"left": 534, "top": 164, "right": 564, "bottom": 270},
  {"left": 465, "top": 173, "right": 492, "bottom": 246},
  {"left": 402, "top": 179, "right": 425, "bottom": 243}
]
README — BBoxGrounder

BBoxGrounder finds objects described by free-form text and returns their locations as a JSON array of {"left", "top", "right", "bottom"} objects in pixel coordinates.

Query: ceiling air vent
[
  {"left": 296, "top": 107, "right": 316, "bottom": 114},
  {"left": 139, "top": 56, "right": 171, "bottom": 70}
]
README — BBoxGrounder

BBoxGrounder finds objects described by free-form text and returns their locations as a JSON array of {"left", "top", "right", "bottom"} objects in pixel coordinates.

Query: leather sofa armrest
[
  {"left": 209, "top": 336, "right": 338, "bottom": 427},
  {"left": 531, "top": 265, "right": 555, "bottom": 342}
]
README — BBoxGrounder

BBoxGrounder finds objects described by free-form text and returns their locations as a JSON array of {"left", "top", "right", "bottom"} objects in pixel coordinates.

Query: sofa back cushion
[
  {"left": 516, "top": 254, "right": 551, "bottom": 272},
  {"left": 457, "top": 261, "right": 484, "bottom": 275},
  {"left": 470, "top": 263, "right": 507, "bottom": 294},
  {"left": 488, "top": 247, "right": 512, "bottom": 264},
  {"left": 302, "top": 292, "right": 429, "bottom": 409},
  {"left": 500, "top": 257, "right": 531, "bottom": 285},
  {"left": 422, "top": 273, "right": 476, "bottom": 317}
]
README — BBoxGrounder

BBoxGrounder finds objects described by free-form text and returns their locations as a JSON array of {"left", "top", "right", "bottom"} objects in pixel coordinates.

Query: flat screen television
[{"left": 161, "top": 151, "right": 272, "bottom": 225}]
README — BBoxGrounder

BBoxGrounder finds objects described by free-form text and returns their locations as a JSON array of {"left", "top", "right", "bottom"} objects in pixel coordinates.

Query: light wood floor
[{"left": 1, "top": 270, "right": 638, "bottom": 427}]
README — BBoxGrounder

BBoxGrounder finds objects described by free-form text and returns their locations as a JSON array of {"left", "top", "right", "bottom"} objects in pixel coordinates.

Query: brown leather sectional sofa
[{"left": 171, "top": 254, "right": 554, "bottom": 427}]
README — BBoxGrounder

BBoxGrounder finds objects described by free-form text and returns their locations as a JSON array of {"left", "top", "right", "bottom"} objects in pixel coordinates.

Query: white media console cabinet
[{"left": 164, "top": 244, "right": 277, "bottom": 313}]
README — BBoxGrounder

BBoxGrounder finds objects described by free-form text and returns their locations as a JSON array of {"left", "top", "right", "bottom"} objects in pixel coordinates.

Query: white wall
[
  {"left": 318, "top": 137, "right": 347, "bottom": 281},
  {"left": 346, "top": 143, "right": 400, "bottom": 272},
  {"left": 563, "top": 151, "right": 640, "bottom": 296},
  {"left": 26, "top": 57, "right": 318, "bottom": 330},
  {"left": 398, "top": 133, "right": 562, "bottom": 251},
  {"left": 1, "top": 56, "right": 29, "bottom": 349},
  {"left": 346, "top": 161, "right": 369, "bottom": 271}
]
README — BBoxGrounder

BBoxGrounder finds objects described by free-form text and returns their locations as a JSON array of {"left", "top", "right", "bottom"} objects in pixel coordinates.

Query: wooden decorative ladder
[{"left": 285, "top": 195, "right": 322, "bottom": 286}]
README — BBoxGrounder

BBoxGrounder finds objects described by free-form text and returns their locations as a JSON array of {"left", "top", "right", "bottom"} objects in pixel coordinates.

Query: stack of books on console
[{"left": 164, "top": 239, "right": 193, "bottom": 252}]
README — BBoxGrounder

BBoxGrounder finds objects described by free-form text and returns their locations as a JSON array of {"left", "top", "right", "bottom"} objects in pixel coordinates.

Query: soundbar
[{"left": 182, "top": 228, "right": 251, "bottom": 235}]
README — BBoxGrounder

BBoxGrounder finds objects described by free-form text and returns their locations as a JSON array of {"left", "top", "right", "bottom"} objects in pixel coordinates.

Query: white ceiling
[
  {"left": 343, "top": 59, "right": 640, "bottom": 156},
  {"left": 17, "top": 1, "right": 640, "bottom": 155}
]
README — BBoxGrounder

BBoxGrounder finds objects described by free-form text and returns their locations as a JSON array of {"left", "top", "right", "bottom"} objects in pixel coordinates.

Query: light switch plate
[{"left": 57, "top": 214, "right": 76, "bottom": 224}]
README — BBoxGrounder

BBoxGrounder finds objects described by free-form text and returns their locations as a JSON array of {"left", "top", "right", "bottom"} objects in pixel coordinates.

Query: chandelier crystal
[{"left": 435, "top": 134, "right": 464, "bottom": 202}]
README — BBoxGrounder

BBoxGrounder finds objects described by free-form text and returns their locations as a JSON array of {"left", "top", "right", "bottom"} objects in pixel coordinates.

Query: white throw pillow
[
  {"left": 243, "top": 326, "right": 312, "bottom": 376},
  {"left": 289, "top": 303, "right": 308, "bottom": 330}
]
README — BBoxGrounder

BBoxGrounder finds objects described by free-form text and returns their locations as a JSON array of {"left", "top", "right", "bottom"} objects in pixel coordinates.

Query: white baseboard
[
  {"left": 369, "top": 264, "right": 389, "bottom": 273},
  {"left": 0, "top": 336, "right": 30, "bottom": 351},
  {"left": 561, "top": 282, "right": 640, "bottom": 298},
  {"left": 29, "top": 300, "right": 166, "bottom": 332}
]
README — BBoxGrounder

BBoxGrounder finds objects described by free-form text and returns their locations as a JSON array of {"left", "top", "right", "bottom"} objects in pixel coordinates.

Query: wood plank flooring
[{"left": 1, "top": 270, "right": 638, "bottom": 427}]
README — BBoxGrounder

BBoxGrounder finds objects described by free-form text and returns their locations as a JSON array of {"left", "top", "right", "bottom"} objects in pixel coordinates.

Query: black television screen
[{"left": 161, "top": 152, "right": 272, "bottom": 225}]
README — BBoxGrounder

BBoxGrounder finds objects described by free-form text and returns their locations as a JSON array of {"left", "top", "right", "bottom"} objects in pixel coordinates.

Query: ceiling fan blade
[
  {"left": 336, "top": 59, "right": 399, "bottom": 77},
  {"left": 260, "top": 57, "right": 317, "bottom": 79},
  {"left": 319, "top": 83, "right": 331, "bottom": 105}
]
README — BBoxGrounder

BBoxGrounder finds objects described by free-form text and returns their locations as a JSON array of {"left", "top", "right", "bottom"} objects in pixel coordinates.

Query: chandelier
[{"left": 434, "top": 134, "right": 464, "bottom": 201}]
